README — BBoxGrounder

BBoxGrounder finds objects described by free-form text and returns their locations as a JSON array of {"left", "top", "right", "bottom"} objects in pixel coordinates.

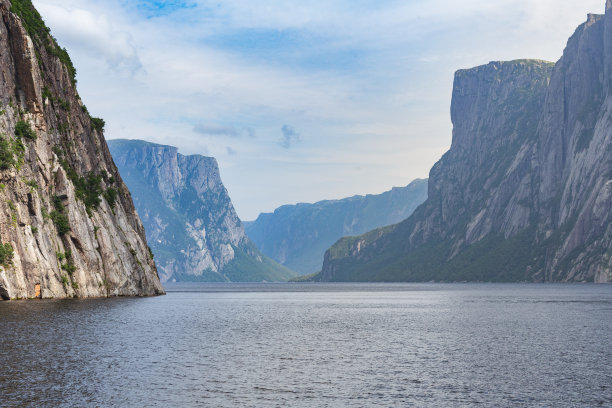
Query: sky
[{"left": 32, "top": 0, "right": 605, "bottom": 220}]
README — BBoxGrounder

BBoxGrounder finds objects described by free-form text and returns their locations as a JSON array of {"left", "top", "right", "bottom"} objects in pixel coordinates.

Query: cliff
[
  {"left": 321, "top": 5, "right": 612, "bottom": 282},
  {"left": 244, "top": 179, "right": 428, "bottom": 274},
  {"left": 108, "top": 139, "right": 297, "bottom": 282},
  {"left": 0, "top": 0, "right": 164, "bottom": 299}
]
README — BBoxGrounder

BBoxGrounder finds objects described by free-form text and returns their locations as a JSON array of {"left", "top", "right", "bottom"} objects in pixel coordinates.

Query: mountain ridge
[
  {"left": 320, "top": 6, "right": 612, "bottom": 283},
  {"left": 244, "top": 179, "right": 427, "bottom": 274},
  {"left": 108, "top": 138, "right": 297, "bottom": 282}
]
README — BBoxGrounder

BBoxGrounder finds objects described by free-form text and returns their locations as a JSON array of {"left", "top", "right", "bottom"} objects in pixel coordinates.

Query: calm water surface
[{"left": 1, "top": 283, "right": 611, "bottom": 407}]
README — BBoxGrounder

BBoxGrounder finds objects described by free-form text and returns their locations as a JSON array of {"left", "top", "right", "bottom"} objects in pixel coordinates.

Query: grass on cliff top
[{"left": 9, "top": 0, "right": 77, "bottom": 84}]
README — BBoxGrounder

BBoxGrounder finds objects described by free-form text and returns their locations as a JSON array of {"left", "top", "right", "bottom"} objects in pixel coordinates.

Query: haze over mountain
[
  {"left": 108, "top": 139, "right": 296, "bottom": 283},
  {"left": 0, "top": 0, "right": 163, "bottom": 299},
  {"left": 244, "top": 179, "right": 427, "bottom": 275},
  {"left": 321, "top": 7, "right": 612, "bottom": 283}
]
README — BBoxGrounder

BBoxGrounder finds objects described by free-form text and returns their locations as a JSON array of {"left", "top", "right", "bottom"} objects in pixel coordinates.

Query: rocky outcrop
[
  {"left": 321, "top": 3, "right": 612, "bottom": 282},
  {"left": 244, "top": 179, "right": 428, "bottom": 274},
  {"left": 108, "top": 139, "right": 297, "bottom": 282},
  {"left": 0, "top": 0, "right": 164, "bottom": 299}
]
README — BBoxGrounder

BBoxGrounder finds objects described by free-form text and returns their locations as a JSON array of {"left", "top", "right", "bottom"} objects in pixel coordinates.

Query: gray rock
[
  {"left": 321, "top": 5, "right": 612, "bottom": 283},
  {"left": 244, "top": 179, "right": 428, "bottom": 274},
  {"left": 0, "top": 0, "right": 164, "bottom": 299},
  {"left": 108, "top": 139, "right": 297, "bottom": 282}
]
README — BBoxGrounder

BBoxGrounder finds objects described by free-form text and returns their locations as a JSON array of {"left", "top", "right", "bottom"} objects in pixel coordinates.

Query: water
[{"left": 1, "top": 283, "right": 611, "bottom": 407}]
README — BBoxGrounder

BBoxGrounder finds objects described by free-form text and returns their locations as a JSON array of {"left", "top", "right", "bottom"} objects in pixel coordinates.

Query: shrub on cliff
[
  {"left": 0, "top": 242, "right": 14, "bottom": 267},
  {"left": 51, "top": 196, "right": 70, "bottom": 235},
  {"left": 0, "top": 138, "right": 15, "bottom": 170},
  {"left": 91, "top": 117, "right": 105, "bottom": 133},
  {"left": 14, "top": 120, "right": 36, "bottom": 140}
]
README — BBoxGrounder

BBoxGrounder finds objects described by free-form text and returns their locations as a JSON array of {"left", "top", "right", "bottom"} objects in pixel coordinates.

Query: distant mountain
[
  {"left": 244, "top": 179, "right": 428, "bottom": 274},
  {"left": 108, "top": 139, "right": 296, "bottom": 282},
  {"left": 321, "top": 7, "right": 612, "bottom": 282}
]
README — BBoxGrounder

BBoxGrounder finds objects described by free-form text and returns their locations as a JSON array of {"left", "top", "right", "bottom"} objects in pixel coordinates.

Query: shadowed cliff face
[
  {"left": 108, "top": 139, "right": 297, "bottom": 283},
  {"left": 321, "top": 4, "right": 612, "bottom": 283},
  {"left": 0, "top": 0, "right": 164, "bottom": 299},
  {"left": 244, "top": 179, "right": 428, "bottom": 275}
]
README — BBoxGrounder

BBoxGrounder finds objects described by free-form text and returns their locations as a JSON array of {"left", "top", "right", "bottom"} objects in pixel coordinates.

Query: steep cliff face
[
  {"left": 321, "top": 5, "right": 612, "bottom": 282},
  {"left": 108, "top": 139, "right": 297, "bottom": 282},
  {"left": 244, "top": 179, "right": 427, "bottom": 274},
  {"left": 0, "top": 0, "right": 164, "bottom": 299}
]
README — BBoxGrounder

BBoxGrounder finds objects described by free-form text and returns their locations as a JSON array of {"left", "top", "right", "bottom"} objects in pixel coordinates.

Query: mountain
[
  {"left": 0, "top": 0, "right": 164, "bottom": 299},
  {"left": 321, "top": 6, "right": 612, "bottom": 282},
  {"left": 244, "top": 179, "right": 428, "bottom": 274},
  {"left": 107, "top": 139, "right": 297, "bottom": 282}
]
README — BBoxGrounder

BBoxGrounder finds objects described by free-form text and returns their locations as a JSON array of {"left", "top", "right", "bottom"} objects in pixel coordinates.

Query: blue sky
[{"left": 33, "top": 0, "right": 605, "bottom": 220}]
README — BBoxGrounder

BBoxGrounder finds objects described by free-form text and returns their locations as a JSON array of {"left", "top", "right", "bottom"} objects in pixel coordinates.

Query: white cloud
[
  {"left": 32, "top": 0, "right": 606, "bottom": 219},
  {"left": 35, "top": 1, "right": 141, "bottom": 72}
]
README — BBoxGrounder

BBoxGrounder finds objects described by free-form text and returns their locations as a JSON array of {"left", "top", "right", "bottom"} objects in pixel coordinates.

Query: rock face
[
  {"left": 321, "top": 6, "right": 612, "bottom": 282},
  {"left": 108, "top": 139, "right": 297, "bottom": 282},
  {"left": 244, "top": 179, "right": 428, "bottom": 274},
  {"left": 0, "top": 0, "right": 164, "bottom": 299}
]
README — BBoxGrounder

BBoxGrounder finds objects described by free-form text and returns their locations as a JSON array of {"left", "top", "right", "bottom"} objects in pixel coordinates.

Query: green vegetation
[
  {"left": 325, "top": 226, "right": 551, "bottom": 283},
  {"left": 23, "top": 178, "right": 38, "bottom": 190},
  {"left": 60, "top": 274, "right": 69, "bottom": 288},
  {"left": 0, "top": 242, "right": 14, "bottom": 267},
  {"left": 9, "top": 0, "right": 77, "bottom": 84},
  {"left": 31, "top": 226, "right": 38, "bottom": 234},
  {"left": 103, "top": 187, "right": 118, "bottom": 209},
  {"left": 42, "top": 86, "right": 52, "bottom": 100},
  {"left": 57, "top": 250, "right": 76, "bottom": 275},
  {"left": 0, "top": 134, "right": 25, "bottom": 171},
  {"left": 0, "top": 138, "right": 15, "bottom": 170},
  {"left": 12, "top": 137, "right": 25, "bottom": 170},
  {"left": 55, "top": 147, "right": 116, "bottom": 214},
  {"left": 52, "top": 145, "right": 63, "bottom": 158},
  {"left": 62, "top": 261, "right": 76, "bottom": 275},
  {"left": 288, "top": 271, "right": 321, "bottom": 282},
  {"left": 73, "top": 172, "right": 103, "bottom": 212},
  {"left": 83, "top": 106, "right": 107, "bottom": 133},
  {"left": 220, "top": 243, "right": 298, "bottom": 282},
  {"left": 41, "top": 87, "right": 70, "bottom": 110},
  {"left": 15, "top": 120, "right": 37, "bottom": 141},
  {"left": 50, "top": 195, "right": 70, "bottom": 235},
  {"left": 90, "top": 117, "right": 105, "bottom": 133}
]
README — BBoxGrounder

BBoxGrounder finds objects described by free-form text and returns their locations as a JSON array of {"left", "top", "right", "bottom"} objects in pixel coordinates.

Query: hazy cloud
[
  {"left": 194, "top": 123, "right": 255, "bottom": 138},
  {"left": 279, "top": 125, "right": 301, "bottom": 149},
  {"left": 226, "top": 146, "right": 237, "bottom": 155}
]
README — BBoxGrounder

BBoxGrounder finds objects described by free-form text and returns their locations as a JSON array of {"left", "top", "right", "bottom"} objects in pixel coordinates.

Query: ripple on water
[{"left": 0, "top": 283, "right": 611, "bottom": 407}]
